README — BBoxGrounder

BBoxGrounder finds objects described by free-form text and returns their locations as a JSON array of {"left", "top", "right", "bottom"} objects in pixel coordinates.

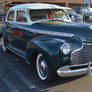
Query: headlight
[{"left": 60, "top": 43, "right": 70, "bottom": 55}]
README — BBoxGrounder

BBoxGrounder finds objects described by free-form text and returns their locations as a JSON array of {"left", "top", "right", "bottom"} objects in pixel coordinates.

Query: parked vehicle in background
[
  {"left": 1, "top": 3, "right": 92, "bottom": 83},
  {"left": 64, "top": 7, "right": 82, "bottom": 22},
  {"left": 82, "top": 11, "right": 92, "bottom": 23},
  {"left": 77, "top": 7, "right": 92, "bottom": 15}
]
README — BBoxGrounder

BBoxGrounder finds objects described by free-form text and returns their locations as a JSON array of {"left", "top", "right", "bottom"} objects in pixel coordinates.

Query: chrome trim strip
[
  {"left": 9, "top": 25, "right": 74, "bottom": 37},
  {"left": 57, "top": 63, "right": 92, "bottom": 77},
  {"left": 71, "top": 43, "right": 83, "bottom": 61},
  {"left": 6, "top": 47, "right": 25, "bottom": 59},
  {"left": 83, "top": 43, "right": 92, "bottom": 45},
  {"left": 71, "top": 43, "right": 83, "bottom": 54},
  {"left": 71, "top": 43, "right": 92, "bottom": 62},
  {"left": 7, "top": 47, "right": 31, "bottom": 65},
  {"left": 63, "top": 63, "right": 92, "bottom": 68},
  {"left": 71, "top": 42, "right": 92, "bottom": 55}
]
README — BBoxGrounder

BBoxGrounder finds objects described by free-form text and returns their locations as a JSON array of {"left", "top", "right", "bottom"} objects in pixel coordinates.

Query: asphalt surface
[{"left": 0, "top": 41, "right": 92, "bottom": 92}]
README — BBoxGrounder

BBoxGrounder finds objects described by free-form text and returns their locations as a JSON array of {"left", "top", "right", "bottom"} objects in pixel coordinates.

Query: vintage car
[
  {"left": 77, "top": 7, "right": 92, "bottom": 15},
  {"left": 1, "top": 3, "right": 92, "bottom": 83}
]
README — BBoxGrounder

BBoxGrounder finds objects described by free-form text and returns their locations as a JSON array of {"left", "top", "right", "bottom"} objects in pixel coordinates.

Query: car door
[
  {"left": 6, "top": 10, "right": 16, "bottom": 46},
  {"left": 13, "top": 10, "right": 32, "bottom": 53}
]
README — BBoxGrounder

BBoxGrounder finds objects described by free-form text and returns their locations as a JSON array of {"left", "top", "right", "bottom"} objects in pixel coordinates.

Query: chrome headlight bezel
[{"left": 60, "top": 43, "right": 70, "bottom": 55}]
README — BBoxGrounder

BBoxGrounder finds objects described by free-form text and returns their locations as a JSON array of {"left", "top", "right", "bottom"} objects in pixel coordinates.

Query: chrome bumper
[{"left": 57, "top": 62, "right": 92, "bottom": 77}]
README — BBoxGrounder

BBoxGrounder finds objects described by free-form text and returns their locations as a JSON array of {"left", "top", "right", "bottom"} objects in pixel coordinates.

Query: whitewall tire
[{"left": 36, "top": 53, "right": 55, "bottom": 83}]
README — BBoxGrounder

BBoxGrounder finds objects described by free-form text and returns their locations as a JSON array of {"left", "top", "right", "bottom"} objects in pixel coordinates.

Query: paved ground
[{"left": 0, "top": 40, "right": 92, "bottom": 92}]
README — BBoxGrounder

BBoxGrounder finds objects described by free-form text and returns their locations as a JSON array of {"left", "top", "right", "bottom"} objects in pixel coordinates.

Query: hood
[{"left": 31, "top": 22, "right": 92, "bottom": 42}]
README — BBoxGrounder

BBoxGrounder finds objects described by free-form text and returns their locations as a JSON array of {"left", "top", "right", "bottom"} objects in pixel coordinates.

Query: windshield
[
  {"left": 66, "top": 9, "right": 75, "bottom": 14},
  {"left": 29, "top": 9, "right": 70, "bottom": 22}
]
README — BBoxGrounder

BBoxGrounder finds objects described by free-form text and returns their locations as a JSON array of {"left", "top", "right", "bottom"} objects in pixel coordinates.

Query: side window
[
  {"left": 8, "top": 11, "right": 14, "bottom": 21},
  {"left": 16, "top": 11, "right": 27, "bottom": 23}
]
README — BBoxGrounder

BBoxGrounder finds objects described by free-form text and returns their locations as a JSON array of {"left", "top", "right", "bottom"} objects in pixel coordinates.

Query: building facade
[
  {"left": 0, "top": 0, "right": 91, "bottom": 13},
  {"left": 4, "top": 0, "right": 84, "bottom": 7}
]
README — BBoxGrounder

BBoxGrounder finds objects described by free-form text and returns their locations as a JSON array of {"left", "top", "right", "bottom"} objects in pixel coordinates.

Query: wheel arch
[{"left": 26, "top": 45, "right": 52, "bottom": 66}]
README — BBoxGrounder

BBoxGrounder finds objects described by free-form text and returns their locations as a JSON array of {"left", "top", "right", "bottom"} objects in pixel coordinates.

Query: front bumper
[{"left": 57, "top": 62, "right": 92, "bottom": 77}]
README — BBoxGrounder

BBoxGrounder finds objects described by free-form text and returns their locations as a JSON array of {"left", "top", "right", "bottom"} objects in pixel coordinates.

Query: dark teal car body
[
  {"left": 2, "top": 22, "right": 83, "bottom": 67},
  {"left": 1, "top": 3, "right": 92, "bottom": 83}
]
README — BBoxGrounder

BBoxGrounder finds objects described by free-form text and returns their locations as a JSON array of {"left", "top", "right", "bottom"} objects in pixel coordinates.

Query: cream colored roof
[{"left": 10, "top": 3, "right": 70, "bottom": 10}]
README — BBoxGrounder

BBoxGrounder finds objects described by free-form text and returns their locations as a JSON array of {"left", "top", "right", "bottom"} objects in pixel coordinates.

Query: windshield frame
[{"left": 66, "top": 8, "right": 76, "bottom": 14}]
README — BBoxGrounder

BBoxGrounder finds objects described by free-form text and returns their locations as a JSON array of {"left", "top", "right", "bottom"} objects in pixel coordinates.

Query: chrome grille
[{"left": 71, "top": 43, "right": 92, "bottom": 65}]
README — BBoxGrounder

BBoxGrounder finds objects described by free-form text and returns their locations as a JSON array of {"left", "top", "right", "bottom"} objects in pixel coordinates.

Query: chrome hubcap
[
  {"left": 39, "top": 60, "right": 47, "bottom": 77},
  {"left": 36, "top": 53, "right": 48, "bottom": 80}
]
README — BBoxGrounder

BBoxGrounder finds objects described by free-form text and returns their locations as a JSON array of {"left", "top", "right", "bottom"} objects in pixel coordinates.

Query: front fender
[
  {"left": 26, "top": 35, "right": 82, "bottom": 70},
  {"left": 27, "top": 36, "right": 66, "bottom": 55},
  {"left": 26, "top": 36, "right": 65, "bottom": 68}
]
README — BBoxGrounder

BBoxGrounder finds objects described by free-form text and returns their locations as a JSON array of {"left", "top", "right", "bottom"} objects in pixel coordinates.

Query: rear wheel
[
  {"left": 1, "top": 36, "right": 7, "bottom": 52},
  {"left": 36, "top": 53, "right": 55, "bottom": 83}
]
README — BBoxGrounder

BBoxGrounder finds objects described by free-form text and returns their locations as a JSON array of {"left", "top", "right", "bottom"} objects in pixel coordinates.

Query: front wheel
[{"left": 36, "top": 53, "right": 55, "bottom": 83}]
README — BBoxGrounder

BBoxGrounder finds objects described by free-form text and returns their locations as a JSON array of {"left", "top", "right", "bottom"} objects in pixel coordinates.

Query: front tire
[{"left": 36, "top": 53, "right": 55, "bottom": 83}]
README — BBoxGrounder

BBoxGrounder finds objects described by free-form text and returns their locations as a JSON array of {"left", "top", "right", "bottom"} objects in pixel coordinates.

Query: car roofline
[{"left": 10, "top": 3, "right": 71, "bottom": 11}]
